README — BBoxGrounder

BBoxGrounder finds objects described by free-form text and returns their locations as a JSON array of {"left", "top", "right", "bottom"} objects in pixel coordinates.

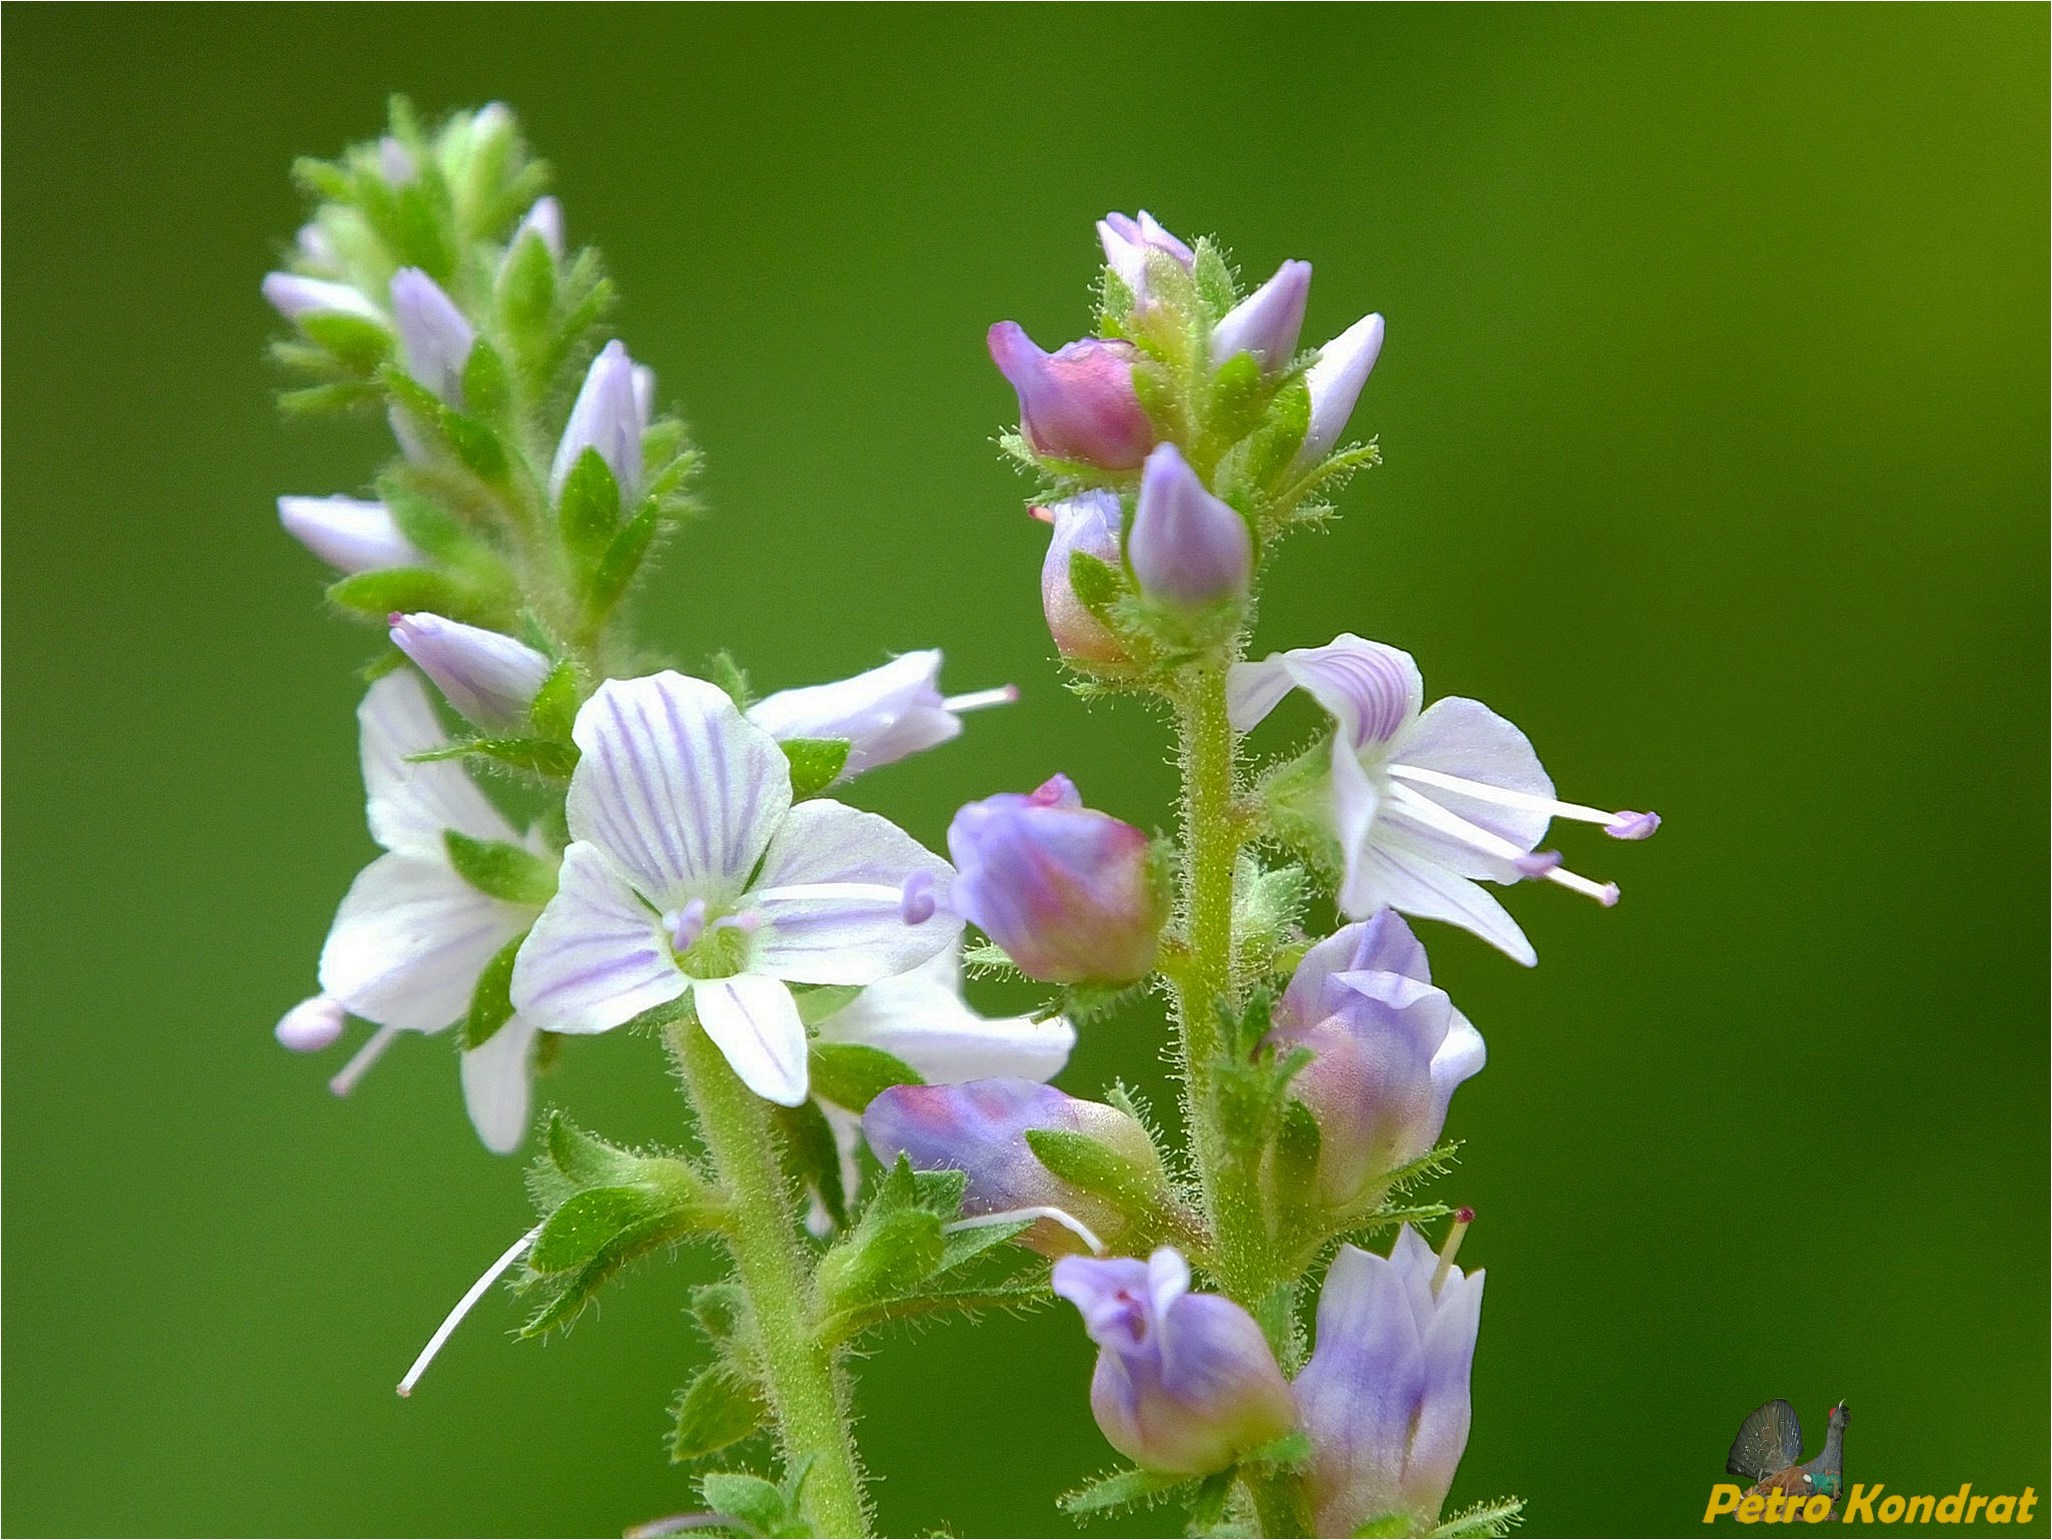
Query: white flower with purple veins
[
  {"left": 309, "top": 671, "right": 554, "bottom": 1153},
  {"left": 746, "top": 650, "right": 1016, "bottom": 783},
  {"left": 1229, "top": 634, "right": 1659, "bottom": 965},
  {"left": 509, "top": 672, "right": 960, "bottom": 1107}
]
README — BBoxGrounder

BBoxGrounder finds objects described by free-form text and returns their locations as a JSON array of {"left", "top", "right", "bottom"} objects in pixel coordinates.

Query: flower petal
[
  {"left": 510, "top": 842, "right": 686, "bottom": 1033},
  {"left": 692, "top": 974, "right": 809, "bottom": 1106},
  {"left": 1340, "top": 833, "right": 1536, "bottom": 967},
  {"left": 567, "top": 673, "right": 792, "bottom": 906},
  {"left": 750, "top": 800, "right": 959, "bottom": 985},
  {"left": 1403, "top": 1269, "right": 1484, "bottom": 1519},
  {"left": 816, "top": 949, "right": 1076, "bottom": 1084},
  {"left": 1283, "top": 636, "right": 1423, "bottom": 755},
  {"left": 360, "top": 671, "right": 518, "bottom": 853},
  {"left": 1225, "top": 655, "right": 1297, "bottom": 733},
  {"left": 1296, "top": 1244, "right": 1425, "bottom": 1536},
  {"left": 1388, "top": 697, "right": 1553, "bottom": 849},
  {"left": 320, "top": 852, "right": 530, "bottom": 1031},
  {"left": 746, "top": 651, "right": 960, "bottom": 779},
  {"left": 461, "top": 1015, "right": 539, "bottom": 1154}
]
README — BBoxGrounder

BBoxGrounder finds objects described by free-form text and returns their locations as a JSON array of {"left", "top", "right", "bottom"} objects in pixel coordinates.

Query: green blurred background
[{"left": 6, "top": 6, "right": 2046, "bottom": 1537}]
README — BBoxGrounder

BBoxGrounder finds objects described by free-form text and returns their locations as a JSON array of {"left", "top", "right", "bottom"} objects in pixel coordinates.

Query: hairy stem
[{"left": 669, "top": 1019, "right": 869, "bottom": 1538}]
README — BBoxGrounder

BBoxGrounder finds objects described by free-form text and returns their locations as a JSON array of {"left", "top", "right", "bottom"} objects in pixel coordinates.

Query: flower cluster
[{"left": 262, "top": 112, "right": 1657, "bottom": 1540}]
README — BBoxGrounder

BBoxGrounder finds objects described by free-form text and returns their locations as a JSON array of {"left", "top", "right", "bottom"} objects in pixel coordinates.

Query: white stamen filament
[
  {"left": 944, "top": 1206, "right": 1106, "bottom": 1256},
  {"left": 396, "top": 1224, "right": 542, "bottom": 1398},
  {"left": 1386, "top": 762, "right": 1629, "bottom": 829},
  {"left": 328, "top": 1023, "right": 402, "bottom": 1097},
  {"left": 1386, "top": 782, "right": 1619, "bottom": 906},
  {"left": 1433, "top": 1208, "right": 1473, "bottom": 1297},
  {"left": 943, "top": 685, "right": 1020, "bottom": 714}
]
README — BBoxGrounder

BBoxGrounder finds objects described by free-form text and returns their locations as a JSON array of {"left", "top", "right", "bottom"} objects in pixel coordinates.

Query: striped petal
[
  {"left": 320, "top": 851, "right": 530, "bottom": 1031},
  {"left": 1339, "top": 831, "right": 1536, "bottom": 967},
  {"left": 692, "top": 973, "right": 809, "bottom": 1106},
  {"left": 510, "top": 842, "right": 686, "bottom": 1033},
  {"left": 360, "top": 671, "right": 518, "bottom": 854},
  {"left": 461, "top": 1015, "right": 539, "bottom": 1155}
]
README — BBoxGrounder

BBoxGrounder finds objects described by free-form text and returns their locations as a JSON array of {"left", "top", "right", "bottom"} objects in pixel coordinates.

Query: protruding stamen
[
  {"left": 396, "top": 1224, "right": 542, "bottom": 1398},
  {"left": 900, "top": 870, "right": 938, "bottom": 925},
  {"left": 1513, "top": 851, "right": 1562, "bottom": 879},
  {"left": 944, "top": 1205, "right": 1106, "bottom": 1256},
  {"left": 276, "top": 994, "right": 347, "bottom": 1053},
  {"left": 329, "top": 1023, "right": 401, "bottom": 1097},
  {"left": 1028, "top": 504, "right": 1056, "bottom": 525},
  {"left": 943, "top": 684, "right": 1021, "bottom": 714},
  {"left": 1387, "top": 762, "right": 1655, "bottom": 836},
  {"left": 707, "top": 909, "right": 762, "bottom": 937},
  {"left": 663, "top": 898, "right": 708, "bottom": 954},
  {"left": 1606, "top": 810, "right": 1661, "bottom": 840},
  {"left": 1387, "top": 782, "right": 1622, "bottom": 907},
  {"left": 1432, "top": 1207, "right": 1474, "bottom": 1296}
]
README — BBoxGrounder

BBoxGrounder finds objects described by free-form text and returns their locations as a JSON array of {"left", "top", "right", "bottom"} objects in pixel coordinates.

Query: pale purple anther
[
  {"left": 262, "top": 273, "right": 384, "bottom": 326},
  {"left": 1229, "top": 633, "right": 1658, "bottom": 964},
  {"left": 987, "top": 323, "right": 1157, "bottom": 471},
  {"left": 1052, "top": 1247, "right": 1297, "bottom": 1476},
  {"left": 947, "top": 774, "right": 1162, "bottom": 986},
  {"left": 1097, "top": 210, "right": 1194, "bottom": 306},
  {"left": 389, "top": 612, "right": 553, "bottom": 733},
  {"left": 746, "top": 650, "right": 1011, "bottom": 783},
  {"left": 549, "top": 340, "right": 651, "bottom": 505},
  {"left": 663, "top": 898, "right": 710, "bottom": 954},
  {"left": 275, "top": 994, "right": 349, "bottom": 1053},
  {"left": 1127, "top": 444, "right": 1253, "bottom": 611},
  {"left": 1210, "top": 259, "right": 1312, "bottom": 374},
  {"left": 1608, "top": 810, "right": 1661, "bottom": 840},
  {"left": 389, "top": 268, "right": 475, "bottom": 406},
  {"left": 864, "top": 1077, "right": 1158, "bottom": 1256},
  {"left": 1035, "top": 493, "right": 1129, "bottom": 666},
  {"left": 899, "top": 871, "right": 939, "bottom": 925},
  {"left": 277, "top": 495, "right": 422, "bottom": 574},
  {"left": 1295, "top": 313, "right": 1387, "bottom": 467},
  {"left": 1295, "top": 1226, "right": 1485, "bottom": 1534},
  {"left": 1266, "top": 910, "right": 1486, "bottom": 1209}
]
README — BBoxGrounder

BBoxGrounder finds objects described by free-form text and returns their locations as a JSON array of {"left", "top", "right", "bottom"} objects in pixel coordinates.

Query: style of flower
[
  {"left": 1265, "top": 909, "right": 1484, "bottom": 1209},
  {"left": 1052, "top": 1247, "right": 1297, "bottom": 1477},
  {"left": 313, "top": 670, "right": 552, "bottom": 1153},
  {"left": 745, "top": 650, "right": 1016, "bottom": 783},
  {"left": 1229, "top": 633, "right": 1659, "bottom": 964},
  {"left": 508, "top": 672, "right": 960, "bottom": 1106},
  {"left": 1293, "top": 1225, "right": 1485, "bottom": 1535}
]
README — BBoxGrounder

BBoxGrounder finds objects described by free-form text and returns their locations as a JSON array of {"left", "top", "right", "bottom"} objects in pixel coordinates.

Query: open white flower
[
  {"left": 315, "top": 670, "right": 549, "bottom": 1153},
  {"left": 509, "top": 672, "right": 961, "bottom": 1106},
  {"left": 1230, "top": 634, "right": 1657, "bottom": 965}
]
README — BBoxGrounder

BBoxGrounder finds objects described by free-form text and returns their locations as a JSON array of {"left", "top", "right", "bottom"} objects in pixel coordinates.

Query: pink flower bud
[
  {"left": 1127, "top": 444, "right": 1252, "bottom": 611},
  {"left": 1037, "top": 493, "right": 1129, "bottom": 666},
  {"left": 1097, "top": 211, "right": 1194, "bottom": 306},
  {"left": 987, "top": 322, "right": 1156, "bottom": 471},
  {"left": 947, "top": 775, "right": 1162, "bottom": 985},
  {"left": 1054, "top": 1247, "right": 1297, "bottom": 1475}
]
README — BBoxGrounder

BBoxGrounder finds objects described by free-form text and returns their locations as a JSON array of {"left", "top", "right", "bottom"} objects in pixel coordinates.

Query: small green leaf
[
  {"left": 528, "top": 660, "right": 584, "bottom": 741},
  {"left": 326, "top": 567, "right": 467, "bottom": 620},
  {"left": 772, "top": 1097, "right": 846, "bottom": 1232},
  {"left": 706, "top": 650, "right": 753, "bottom": 709},
  {"left": 585, "top": 498, "right": 659, "bottom": 623},
  {"left": 443, "top": 830, "right": 558, "bottom": 905},
  {"left": 414, "top": 736, "right": 579, "bottom": 780},
  {"left": 1067, "top": 548, "right": 1126, "bottom": 619},
  {"left": 379, "top": 480, "right": 468, "bottom": 560},
  {"left": 498, "top": 222, "right": 557, "bottom": 328},
  {"left": 1023, "top": 1127, "right": 1159, "bottom": 1210},
  {"left": 1191, "top": 1468, "right": 1235, "bottom": 1531},
  {"left": 462, "top": 930, "right": 527, "bottom": 1050},
  {"left": 1058, "top": 1465, "right": 1190, "bottom": 1517},
  {"left": 780, "top": 738, "right": 850, "bottom": 799},
  {"left": 1275, "top": 1098, "right": 1322, "bottom": 1197},
  {"left": 1207, "top": 350, "right": 1269, "bottom": 444},
  {"left": 542, "top": 1111, "right": 670, "bottom": 1191},
  {"left": 298, "top": 311, "right": 391, "bottom": 373},
  {"left": 1245, "top": 1428, "right": 1313, "bottom": 1469},
  {"left": 934, "top": 1217, "right": 1032, "bottom": 1274},
  {"left": 808, "top": 1042, "right": 922, "bottom": 1113},
  {"left": 461, "top": 337, "right": 512, "bottom": 423},
  {"left": 441, "top": 409, "right": 507, "bottom": 482},
  {"left": 668, "top": 1363, "right": 767, "bottom": 1464},
  {"left": 558, "top": 446, "right": 622, "bottom": 572},
  {"left": 1245, "top": 374, "right": 1312, "bottom": 488},
  {"left": 816, "top": 1206, "right": 944, "bottom": 1316},
  {"left": 1192, "top": 237, "right": 1239, "bottom": 319},
  {"left": 699, "top": 1473, "right": 790, "bottom": 1537},
  {"left": 531, "top": 1185, "right": 676, "bottom": 1273}
]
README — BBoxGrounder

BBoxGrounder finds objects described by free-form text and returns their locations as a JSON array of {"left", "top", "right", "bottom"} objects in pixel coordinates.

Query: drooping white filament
[
  {"left": 396, "top": 1224, "right": 542, "bottom": 1398},
  {"left": 943, "top": 1205, "right": 1106, "bottom": 1256}
]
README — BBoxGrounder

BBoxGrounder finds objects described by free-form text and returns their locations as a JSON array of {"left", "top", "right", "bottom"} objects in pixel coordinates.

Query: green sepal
[
  {"left": 1234, "top": 858, "right": 1312, "bottom": 975},
  {"left": 808, "top": 1042, "right": 923, "bottom": 1113},
  {"left": 1023, "top": 1127, "right": 1159, "bottom": 1211},
  {"left": 1190, "top": 1468, "right": 1236, "bottom": 1532},
  {"left": 460, "top": 336, "right": 512, "bottom": 425},
  {"left": 1430, "top": 1497, "right": 1527, "bottom": 1538},
  {"left": 1244, "top": 1428, "right": 1313, "bottom": 1470},
  {"left": 814, "top": 1156, "right": 964, "bottom": 1320},
  {"left": 528, "top": 659, "right": 584, "bottom": 741},
  {"left": 699, "top": 1472, "right": 803, "bottom": 1538},
  {"left": 558, "top": 445, "right": 622, "bottom": 573},
  {"left": 297, "top": 311, "right": 391, "bottom": 374},
  {"left": 440, "top": 409, "right": 508, "bottom": 483},
  {"left": 706, "top": 650, "right": 754, "bottom": 709},
  {"left": 771, "top": 1097, "right": 847, "bottom": 1232},
  {"left": 960, "top": 940, "right": 1026, "bottom": 982},
  {"left": 1274, "top": 1098, "right": 1323, "bottom": 1202},
  {"left": 781, "top": 738, "right": 850, "bottom": 800},
  {"left": 584, "top": 497, "right": 660, "bottom": 624},
  {"left": 413, "top": 736, "right": 579, "bottom": 781},
  {"left": 326, "top": 566, "right": 468, "bottom": 620},
  {"left": 1192, "top": 237, "right": 1239, "bottom": 321},
  {"left": 496, "top": 222, "right": 556, "bottom": 343},
  {"left": 1207, "top": 350, "right": 1270, "bottom": 446},
  {"left": 462, "top": 930, "right": 527, "bottom": 1050},
  {"left": 443, "top": 830, "right": 558, "bottom": 905},
  {"left": 277, "top": 380, "right": 383, "bottom": 415},
  {"left": 1068, "top": 547, "right": 1127, "bottom": 619},
  {"left": 1243, "top": 374, "right": 1313, "bottom": 491},
  {"left": 530, "top": 1184, "right": 686, "bottom": 1273},
  {"left": 668, "top": 1363, "right": 768, "bottom": 1464},
  {"left": 1352, "top": 1515, "right": 1413, "bottom": 1538},
  {"left": 378, "top": 479, "right": 469, "bottom": 561},
  {"left": 1058, "top": 1465, "right": 1191, "bottom": 1518},
  {"left": 792, "top": 983, "right": 861, "bottom": 1026}
]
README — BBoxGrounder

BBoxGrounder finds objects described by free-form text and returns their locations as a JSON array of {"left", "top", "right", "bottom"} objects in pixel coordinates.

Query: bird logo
[{"left": 1726, "top": 1399, "right": 1851, "bottom": 1518}]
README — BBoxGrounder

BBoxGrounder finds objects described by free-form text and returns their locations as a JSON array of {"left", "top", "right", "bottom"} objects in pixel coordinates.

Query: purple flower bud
[
  {"left": 277, "top": 496, "right": 422, "bottom": 573},
  {"left": 388, "top": 268, "right": 475, "bottom": 406},
  {"left": 747, "top": 650, "right": 1011, "bottom": 781},
  {"left": 550, "top": 340, "right": 650, "bottom": 504},
  {"left": 1097, "top": 211, "right": 1194, "bottom": 306},
  {"left": 987, "top": 323, "right": 1156, "bottom": 471},
  {"left": 1127, "top": 445, "right": 1252, "bottom": 611},
  {"left": 1053, "top": 1248, "right": 1296, "bottom": 1476},
  {"left": 1036, "top": 493, "right": 1129, "bottom": 666},
  {"left": 262, "top": 273, "right": 383, "bottom": 326},
  {"left": 864, "top": 1077, "right": 1159, "bottom": 1255},
  {"left": 377, "top": 135, "right": 418, "bottom": 186},
  {"left": 1296, "top": 313, "right": 1386, "bottom": 467},
  {"left": 947, "top": 775, "right": 1162, "bottom": 985},
  {"left": 510, "top": 196, "right": 564, "bottom": 261},
  {"left": 389, "top": 613, "right": 554, "bottom": 732},
  {"left": 1295, "top": 1228, "right": 1485, "bottom": 1533},
  {"left": 1210, "top": 260, "right": 1312, "bottom": 374},
  {"left": 275, "top": 994, "right": 348, "bottom": 1053},
  {"left": 1266, "top": 910, "right": 1485, "bottom": 1209}
]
